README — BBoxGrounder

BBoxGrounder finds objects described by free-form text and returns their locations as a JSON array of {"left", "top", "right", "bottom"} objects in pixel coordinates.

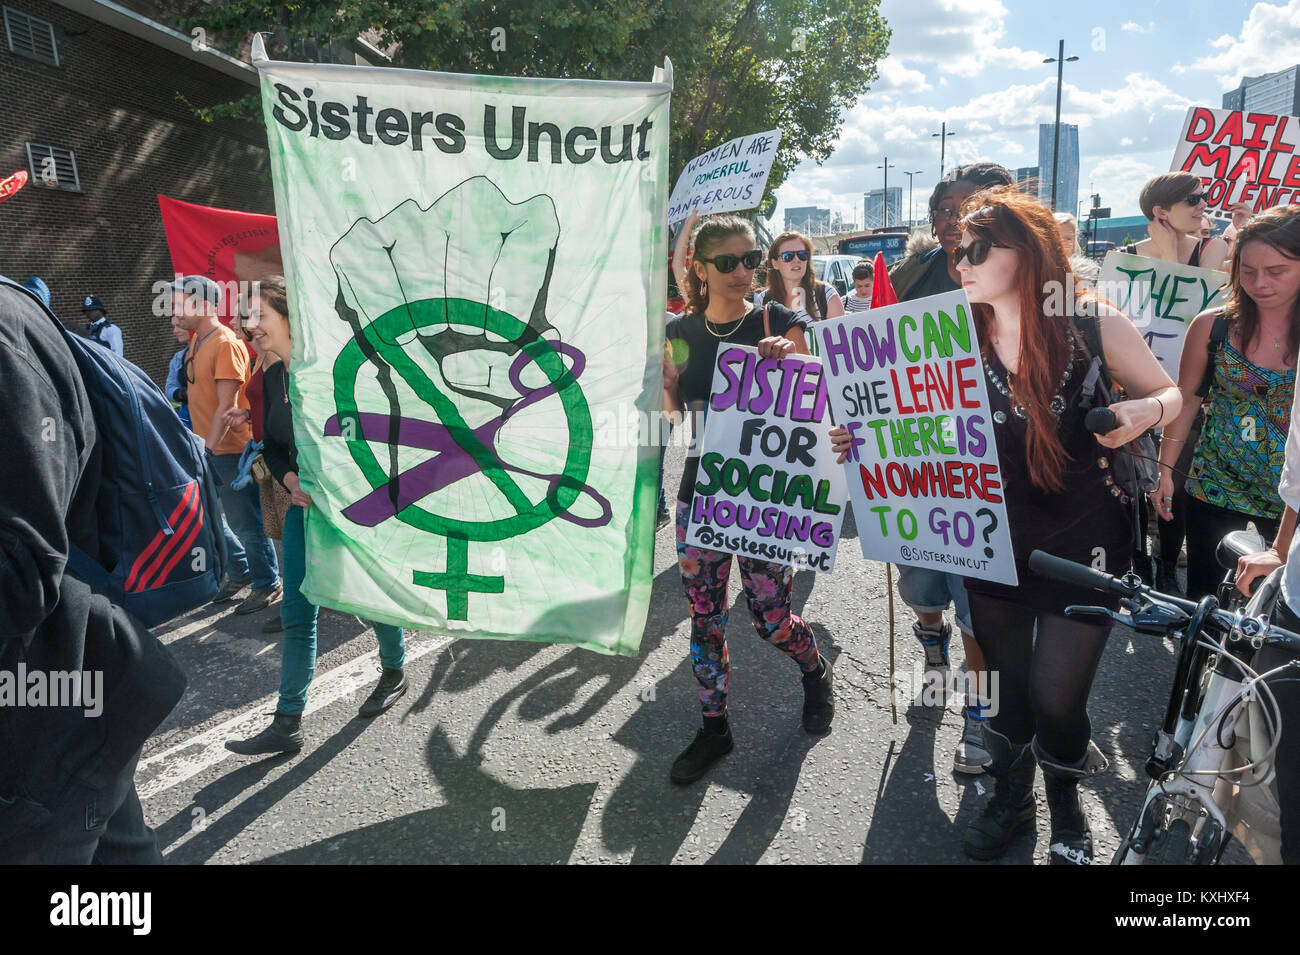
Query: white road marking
[{"left": 136, "top": 631, "right": 453, "bottom": 800}]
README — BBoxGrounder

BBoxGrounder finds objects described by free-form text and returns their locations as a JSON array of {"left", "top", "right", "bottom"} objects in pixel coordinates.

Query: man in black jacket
[{"left": 0, "top": 278, "right": 186, "bottom": 863}]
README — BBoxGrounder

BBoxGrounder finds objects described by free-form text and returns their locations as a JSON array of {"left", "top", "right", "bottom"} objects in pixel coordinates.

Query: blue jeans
[
  {"left": 277, "top": 505, "right": 405, "bottom": 715},
  {"left": 895, "top": 564, "right": 972, "bottom": 634},
  {"left": 210, "top": 451, "right": 280, "bottom": 590}
]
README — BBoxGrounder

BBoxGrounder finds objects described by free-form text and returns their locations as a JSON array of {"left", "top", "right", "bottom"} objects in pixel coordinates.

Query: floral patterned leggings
[{"left": 676, "top": 501, "right": 821, "bottom": 715}]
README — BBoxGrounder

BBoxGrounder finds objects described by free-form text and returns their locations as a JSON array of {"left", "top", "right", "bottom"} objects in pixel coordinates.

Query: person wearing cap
[
  {"left": 80, "top": 294, "right": 123, "bottom": 356},
  {"left": 22, "top": 276, "right": 51, "bottom": 309},
  {"left": 169, "top": 274, "right": 281, "bottom": 613}
]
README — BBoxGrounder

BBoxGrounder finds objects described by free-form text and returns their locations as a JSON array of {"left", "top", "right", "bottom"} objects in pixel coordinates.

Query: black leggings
[
  {"left": 1184, "top": 496, "right": 1280, "bottom": 601},
  {"left": 967, "top": 591, "right": 1111, "bottom": 762}
]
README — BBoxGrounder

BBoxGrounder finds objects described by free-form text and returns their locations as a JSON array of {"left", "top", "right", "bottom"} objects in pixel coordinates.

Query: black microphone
[{"left": 1084, "top": 406, "right": 1117, "bottom": 435}]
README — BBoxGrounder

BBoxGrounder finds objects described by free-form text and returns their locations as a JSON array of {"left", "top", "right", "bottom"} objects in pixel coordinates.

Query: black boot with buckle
[
  {"left": 1034, "top": 737, "right": 1108, "bottom": 865},
  {"left": 963, "top": 725, "right": 1037, "bottom": 860}
]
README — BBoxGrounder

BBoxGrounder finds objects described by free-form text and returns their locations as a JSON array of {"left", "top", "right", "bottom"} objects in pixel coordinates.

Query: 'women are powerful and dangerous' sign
[
  {"left": 252, "top": 36, "right": 670, "bottom": 655},
  {"left": 818, "top": 291, "right": 1017, "bottom": 585}
]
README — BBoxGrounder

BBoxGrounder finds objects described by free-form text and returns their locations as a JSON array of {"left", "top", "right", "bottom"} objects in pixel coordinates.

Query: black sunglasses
[
  {"left": 1182, "top": 193, "right": 1209, "bottom": 206},
  {"left": 184, "top": 351, "right": 197, "bottom": 385},
  {"left": 778, "top": 249, "right": 810, "bottom": 262},
  {"left": 698, "top": 250, "right": 763, "bottom": 273},
  {"left": 953, "top": 239, "right": 1006, "bottom": 267}
]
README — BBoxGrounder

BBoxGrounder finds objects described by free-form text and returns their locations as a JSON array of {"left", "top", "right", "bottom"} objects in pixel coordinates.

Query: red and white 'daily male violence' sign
[{"left": 1171, "top": 106, "right": 1300, "bottom": 218}]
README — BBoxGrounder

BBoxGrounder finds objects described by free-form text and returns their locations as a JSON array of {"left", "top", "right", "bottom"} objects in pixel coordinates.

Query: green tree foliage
[{"left": 184, "top": 0, "right": 890, "bottom": 209}]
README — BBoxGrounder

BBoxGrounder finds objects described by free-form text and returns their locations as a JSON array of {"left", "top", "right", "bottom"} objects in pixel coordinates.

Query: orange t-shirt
[{"left": 186, "top": 323, "right": 253, "bottom": 456}]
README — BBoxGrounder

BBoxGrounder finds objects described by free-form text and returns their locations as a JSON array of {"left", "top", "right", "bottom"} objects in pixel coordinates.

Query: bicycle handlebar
[{"left": 1028, "top": 549, "right": 1300, "bottom": 653}]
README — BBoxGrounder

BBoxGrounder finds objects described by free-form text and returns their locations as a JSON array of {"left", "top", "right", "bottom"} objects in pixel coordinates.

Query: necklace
[
  {"left": 702, "top": 306, "right": 748, "bottom": 340},
  {"left": 984, "top": 330, "right": 1077, "bottom": 422}
]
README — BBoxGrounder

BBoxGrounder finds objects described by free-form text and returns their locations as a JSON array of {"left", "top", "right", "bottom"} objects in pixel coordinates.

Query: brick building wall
[{"left": 0, "top": 0, "right": 274, "bottom": 386}]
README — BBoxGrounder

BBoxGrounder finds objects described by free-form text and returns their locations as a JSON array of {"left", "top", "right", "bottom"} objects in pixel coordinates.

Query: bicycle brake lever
[{"left": 1064, "top": 604, "right": 1126, "bottom": 625}]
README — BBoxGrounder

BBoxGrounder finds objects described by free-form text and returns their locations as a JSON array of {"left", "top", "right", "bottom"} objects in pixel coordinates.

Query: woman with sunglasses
[
  {"left": 838, "top": 187, "right": 1180, "bottom": 863},
  {"left": 663, "top": 215, "right": 833, "bottom": 785},
  {"left": 225, "top": 277, "right": 409, "bottom": 757},
  {"left": 1128, "top": 172, "right": 1229, "bottom": 270},
  {"left": 753, "top": 231, "right": 844, "bottom": 323},
  {"left": 1153, "top": 206, "right": 1300, "bottom": 601}
]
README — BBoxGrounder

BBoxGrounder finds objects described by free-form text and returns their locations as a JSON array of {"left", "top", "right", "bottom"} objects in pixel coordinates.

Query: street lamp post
[
  {"left": 932, "top": 122, "right": 955, "bottom": 180},
  {"left": 1043, "top": 40, "right": 1078, "bottom": 212},
  {"left": 903, "top": 170, "right": 924, "bottom": 227},
  {"left": 878, "top": 156, "right": 896, "bottom": 228}
]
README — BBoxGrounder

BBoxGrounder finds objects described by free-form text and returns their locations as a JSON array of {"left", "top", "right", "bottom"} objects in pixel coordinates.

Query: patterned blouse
[{"left": 1185, "top": 339, "right": 1295, "bottom": 518}]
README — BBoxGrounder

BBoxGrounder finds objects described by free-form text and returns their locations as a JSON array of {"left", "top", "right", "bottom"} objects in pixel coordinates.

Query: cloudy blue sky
[{"left": 772, "top": 0, "right": 1300, "bottom": 227}]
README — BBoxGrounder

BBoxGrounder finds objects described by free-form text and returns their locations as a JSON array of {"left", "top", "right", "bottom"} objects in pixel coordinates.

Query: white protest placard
[
  {"left": 1097, "top": 251, "right": 1228, "bottom": 372},
  {"left": 667, "top": 129, "right": 781, "bottom": 226},
  {"left": 684, "top": 345, "right": 846, "bottom": 571},
  {"left": 817, "top": 290, "right": 1017, "bottom": 585},
  {"left": 1171, "top": 106, "right": 1300, "bottom": 218}
]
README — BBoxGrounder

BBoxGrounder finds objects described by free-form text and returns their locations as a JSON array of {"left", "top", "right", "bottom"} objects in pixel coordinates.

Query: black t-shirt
[{"left": 665, "top": 303, "right": 811, "bottom": 505}]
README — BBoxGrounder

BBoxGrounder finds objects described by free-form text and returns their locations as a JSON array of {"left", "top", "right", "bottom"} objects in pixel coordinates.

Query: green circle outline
[{"left": 331, "top": 297, "right": 594, "bottom": 541}]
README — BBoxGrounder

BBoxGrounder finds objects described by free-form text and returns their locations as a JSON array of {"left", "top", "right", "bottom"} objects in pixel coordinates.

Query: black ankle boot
[
  {"left": 963, "top": 727, "right": 1036, "bottom": 860},
  {"left": 670, "top": 715, "right": 733, "bottom": 785},
  {"left": 801, "top": 658, "right": 834, "bottom": 735},
  {"left": 225, "top": 711, "right": 303, "bottom": 755},
  {"left": 358, "top": 667, "right": 407, "bottom": 718},
  {"left": 1034, "top": 738, "right": 1108, "bottom": 865}
]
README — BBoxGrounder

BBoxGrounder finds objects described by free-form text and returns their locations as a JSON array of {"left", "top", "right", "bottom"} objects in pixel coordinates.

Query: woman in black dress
[{"left": 834, "top": 187, "right": 1181, "bottom": 863}]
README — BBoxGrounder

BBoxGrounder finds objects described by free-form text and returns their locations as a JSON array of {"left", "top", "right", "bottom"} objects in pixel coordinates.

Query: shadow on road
[{"left": 162, "top": 718, "right": 370, "bottom": 863}]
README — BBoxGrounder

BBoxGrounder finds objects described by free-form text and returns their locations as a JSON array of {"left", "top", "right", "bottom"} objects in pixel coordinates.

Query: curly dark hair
[{"left": 927, "top": 162, "right": 1015, "bottom": 219}]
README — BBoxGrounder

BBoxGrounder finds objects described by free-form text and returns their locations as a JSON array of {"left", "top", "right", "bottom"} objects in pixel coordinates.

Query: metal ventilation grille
[
  {"left": 4, "top": 7, "right": 59, "bottom": 66},
  {"left": 26, "top": 143, "right": 80, "bottom": 192}
]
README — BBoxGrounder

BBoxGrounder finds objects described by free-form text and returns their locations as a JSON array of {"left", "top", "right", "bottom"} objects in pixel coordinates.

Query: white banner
[
  {"left": 1170, "top": 106, "right": 1300, "bottom": 218},
  {"left": 816, "top": 290, "right": 1018, "bottom": 585},
  {"left": 1097, "top": 251, "right": 1228, "bottom": 373},
  {"left": 666, "top": 129, "right": 780, "bottom": 226},
  {"left": 684, "top": 345, "right": 846, "bottom": 571},
  {"left": 251, "top": 36, "right": 671, "bottom": 655}
]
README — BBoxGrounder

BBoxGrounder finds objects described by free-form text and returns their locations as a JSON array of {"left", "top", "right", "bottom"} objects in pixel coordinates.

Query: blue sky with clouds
[{"left": 772, "top": 0, "right": 1300, "bottom": 228}]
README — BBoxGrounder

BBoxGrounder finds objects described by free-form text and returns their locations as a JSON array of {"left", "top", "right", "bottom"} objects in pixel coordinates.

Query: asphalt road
[{"left": 137, "top": 445, "right": 1243, "bottom": 864}]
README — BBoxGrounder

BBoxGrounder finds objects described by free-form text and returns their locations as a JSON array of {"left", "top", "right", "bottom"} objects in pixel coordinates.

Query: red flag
[
  {"left": 869, "top": 251, "right": 898, "bottom": 309},
  {"left": 157, "top": 195, "right": 282, "bottom": 326}
]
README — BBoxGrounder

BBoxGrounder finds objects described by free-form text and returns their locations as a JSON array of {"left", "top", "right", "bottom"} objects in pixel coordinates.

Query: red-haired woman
[
  {"left": 753, "top": 231, "right": 845, "bottom": 323},
  {"left": 835, "top": 187, "right": 1181, "bottom": 863}
]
